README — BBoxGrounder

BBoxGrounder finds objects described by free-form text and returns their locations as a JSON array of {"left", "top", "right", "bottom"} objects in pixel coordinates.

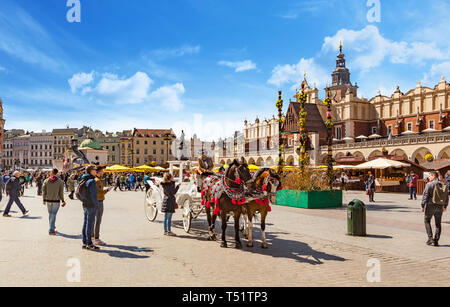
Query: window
[
  {"left": 371, "top": 127, "right": 377, "bottom": 135},
  {"left": 144, "top": 149, "right": 148, "bottom": 155},
  {"left": 153, "top": 149, "right": 156, "bottom": 154},
  {"left": 407, "top": 122, "right": 412, "bottom": 131},
  {"left": 335, "top": 127, "right": 342, "bottom": 140},
  {"left": 429, "top": 120, "right": 435, "bottom": 130},
  {"left": 144, "top": 141, "right": 148, "bottom": 145},
  {"left": 153, "top": 141, "right": 156, "bottom": 145},
  {"left": 136, "top": 149, "right": 140, "bottom": 154},
  {"left": 136, "top": 141, "right": 140, "bottom": 145}
]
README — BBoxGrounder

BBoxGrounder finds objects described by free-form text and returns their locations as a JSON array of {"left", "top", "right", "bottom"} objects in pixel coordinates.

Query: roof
[
  {"left": 133, "top": 128, "right": 176, "bottom": 138},
  {"left": 283, "top": 102, "right": 327, "bottom": 134},
  {"left": 52, "top": 128, "right": 77, "bottom": 135},
  {"left": 421, "top": 159, "right": 450, "bottom": 171},
  {"left": 79, "top": 139, "right": 102, "bottom": 150}
]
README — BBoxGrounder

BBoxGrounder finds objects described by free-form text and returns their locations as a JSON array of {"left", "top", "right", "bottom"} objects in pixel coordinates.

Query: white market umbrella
[
  {"left": 422, "top": 128, "right": 437, "bottom": 133},
  {"left": 401, "top": 130, "right": 416, "bottom": 135},
  {"left": 342, "top": 137, "right": 354, "bottom": 141},
  {"left": 368, "top": 134, "right": 382, "bottom": 139},
  {"left": 354, "top": 158, "right": 410, "bottom": 170},
  {"left": 443, "top": 126, "right": 450, "bottom": 131},
  {"left": 356, "top": 135, "right": 368, "bottom": 139}
]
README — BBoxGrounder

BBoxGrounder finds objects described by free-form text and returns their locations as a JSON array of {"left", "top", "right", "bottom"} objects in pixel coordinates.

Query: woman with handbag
[
  {"left": 365, "top": 172, "right": 375, "bottom": 202},
  {"left": 161, "top": 173, "right": 180, "bottom": 236}
]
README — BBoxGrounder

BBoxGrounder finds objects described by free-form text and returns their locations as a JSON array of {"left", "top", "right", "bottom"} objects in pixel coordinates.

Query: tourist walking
[
  {"left": 161, "top": 173, "right": 180, "bottom": 236},
  {"left": 3, "top": 171, "right": 29, "bottom": 217},
  {"left": 445, "top": 170, "right": 450, "bottom": 193},
  {"left": 365, "top": 173, "right": 375, "bottom": 203},
  {"left": 340, "top": 172, "right": 348, "bottom": 191},
  {"left": 42, "top": 169, "right": 66, "bottom": 235},
  {"left": 421, "top": 171, "right": 448, "bottom": 246},
  {"left": 36, "top": 173, "right": 45, "bottom": 196},
  {"left": 79, "top": 165, "right": 100, "bottom": 251},
  {"left": 67, "top": 174, "right": 76, "bottom": 199},
  {"left": 93, "top": 166, "right": 110, "bottom": 246},
  {"left": 406, "top": 171, "right": 419, "bottom": 200}
]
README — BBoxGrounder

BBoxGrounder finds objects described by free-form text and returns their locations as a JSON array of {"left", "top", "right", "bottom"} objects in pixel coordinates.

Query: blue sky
[{"left": 1, "top": 0, "right": 449, "bottom": 140}]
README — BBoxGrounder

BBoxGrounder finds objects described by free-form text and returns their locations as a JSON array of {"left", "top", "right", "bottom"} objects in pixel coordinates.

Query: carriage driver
[{"left": 196, "top": 150, "right": 214, "bottom": 191}]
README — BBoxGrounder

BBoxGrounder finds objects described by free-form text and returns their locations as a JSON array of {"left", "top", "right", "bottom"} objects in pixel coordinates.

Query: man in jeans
[
  {"left": 421, "top": 171, "right": 448, "bottom": 246},
  {"left": 93, "top": 166, "right": 110, "bottom": 246},
  {"left": 406, "top": 171, "right": 418, "bottom": 200},
  {"left": 80, "top": 165, "right": 100, "bottom": 251},
  {"left": 42, "top": 169, "right": 66, "bottom": 235},
  {"left": 3, "top": 171, "right": 29, "bottom": 217}
]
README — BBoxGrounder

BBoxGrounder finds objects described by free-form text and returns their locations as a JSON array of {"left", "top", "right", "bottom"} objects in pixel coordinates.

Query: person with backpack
[
  {"left": 421, "top": 171, "right": 449, "bottom": 247},
  {"left": 77, "top": 165, "right": 101, "bottom": 251},
  {"left": 3, "top": 171, "right": 29, "bottom": 217},
  {"left": 42, "top": 169, "right": 66, "bottom": 235}
]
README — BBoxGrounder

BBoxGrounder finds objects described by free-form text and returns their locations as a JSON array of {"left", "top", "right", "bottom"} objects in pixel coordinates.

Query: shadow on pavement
[
  {"left": 240, "top": 231, "right": 347, "bottom": 265},
  {"left": 365, "top": 234, "right": 393, "bottom": 239},
  {"left": 171, "top": 221, "right": 345, "bottom": 265},
  {"left": 57, "top": 233, "right": 83, "bottom": 240},
  {"left": 98, "top": 244, "right": 153, "bottom": 259}
]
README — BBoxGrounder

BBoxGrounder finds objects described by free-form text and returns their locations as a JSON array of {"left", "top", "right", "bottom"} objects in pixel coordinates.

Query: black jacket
[
  {"left": 161, "top": 181, "right": 179, "bottom": 213},
  {"left": 6, "top": 177, "right": 22, "bottom": 198}
]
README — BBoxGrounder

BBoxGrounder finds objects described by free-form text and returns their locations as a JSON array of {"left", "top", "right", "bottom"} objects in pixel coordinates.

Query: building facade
[
  {"left": 12, "top": 134, "right": 30, "bottom": 169},
  {"left": 131, "top": 128, "right": 176, "bottom": 166},
  {"left": 52, "top": 128, "right": 78, "bottom": 169},
  {"left": 29, "top": 131, "right": 53, "bottom": 169}
]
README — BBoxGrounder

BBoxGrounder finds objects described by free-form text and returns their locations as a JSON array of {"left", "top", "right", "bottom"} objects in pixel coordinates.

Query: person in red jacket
[{"left": 406, "top": 171, "right": 418, "bottom": 200}]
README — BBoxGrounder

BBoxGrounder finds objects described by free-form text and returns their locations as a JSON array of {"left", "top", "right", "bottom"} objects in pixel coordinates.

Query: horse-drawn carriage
[
  {"left": 144, "top": 160, "right": 281, "bottom": 248},
  {"left": 144, "top": 161, "right": 205, "bottom": 232}
]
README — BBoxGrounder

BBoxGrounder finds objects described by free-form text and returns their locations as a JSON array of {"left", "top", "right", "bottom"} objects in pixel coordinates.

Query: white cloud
[
  {"left": 322, "top": 25, "right": 447, "bottom": 71},
  {"left": 149, "top": 83, "right": 185, "bottom": 111},
  {"left": 268, "top": 58, "right": 329, "bottom": 89},
  {"left": 423, "top": 61, "right": 450, "bottom": 84},
  {"left": 95, "top": 72, "right": 153, "bottom": 104},
  {"left": 68, "top": 71, "right": 94, "bottom": 93},
  {"left": 218, "top": 60, "right": 257, "bottom": 72},
  {"left": 67, "top": 71, "right": 186, "bottom": 110}
]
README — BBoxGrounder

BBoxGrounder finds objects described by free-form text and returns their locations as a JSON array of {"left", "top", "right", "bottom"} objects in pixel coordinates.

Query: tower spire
[{"left": 339, "top": 40, "right": 342, "bottom": 54}]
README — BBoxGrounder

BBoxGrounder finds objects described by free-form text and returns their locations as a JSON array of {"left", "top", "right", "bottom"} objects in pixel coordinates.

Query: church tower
[{"left": 326, "top": 42, "right": 358, "bottom": 102}]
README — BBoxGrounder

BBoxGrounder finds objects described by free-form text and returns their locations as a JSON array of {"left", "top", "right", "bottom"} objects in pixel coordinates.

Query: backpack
[
  {"left": 75, "top": 179, "right": 89, "bottom": 202},
  {"left": 432, "top": 182, "right": 449, "bottom": 206}
]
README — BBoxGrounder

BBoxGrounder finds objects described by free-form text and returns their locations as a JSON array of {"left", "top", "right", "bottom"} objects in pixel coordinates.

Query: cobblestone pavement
[{"left": 0, "top": 187, "right": 449, "bottom": 286}]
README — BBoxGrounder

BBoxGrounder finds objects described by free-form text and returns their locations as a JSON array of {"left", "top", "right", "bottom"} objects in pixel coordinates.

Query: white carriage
[{"left": 144, "top": 161, "right": 204, "bottom": 232}]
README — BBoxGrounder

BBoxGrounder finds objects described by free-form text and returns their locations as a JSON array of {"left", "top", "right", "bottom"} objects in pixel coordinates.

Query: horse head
[
  {"left": 252, "top": 168, "right": 282, "bottom": 203},
  {"left": 225, "top": 159, "right": 253, "bottom": 190}
]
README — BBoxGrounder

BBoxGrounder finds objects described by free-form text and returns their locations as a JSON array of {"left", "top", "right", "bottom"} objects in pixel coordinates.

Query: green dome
[{"left": 79, "top": 139, "right": 102, "bottom": 150}]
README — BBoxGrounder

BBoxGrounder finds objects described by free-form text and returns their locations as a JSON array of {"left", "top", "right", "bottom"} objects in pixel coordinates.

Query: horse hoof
[
  {"left": 220, "top": 242, "right": 228, "bottom": 248},
  {"left": 235, "top": 242, "right": 242, "bottom": 249},
  {"left": 247, "top": 243, "right": 253, "bottom": 248},
  {"left": 261, "top": 243, "right": 268, "bottom": 249}
]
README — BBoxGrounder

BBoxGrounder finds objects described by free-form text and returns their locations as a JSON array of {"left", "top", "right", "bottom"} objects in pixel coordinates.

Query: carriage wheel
[
  {"left": 239, "top": 215, "right": 245, "bottom": 232},
  {"left": 182, "top": 199, "right": 192, "bottom": 233},
  {"left": 144, "top": 191, "right": 158, "bottom": 222}
]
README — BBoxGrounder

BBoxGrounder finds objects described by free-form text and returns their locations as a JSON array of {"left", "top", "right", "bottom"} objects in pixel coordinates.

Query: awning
[
  {"left": 353, "top": 158, "right": 410, "bottom": 170},
  {"left": 105, "top": 165, "right": 131, "bottom": 173}
]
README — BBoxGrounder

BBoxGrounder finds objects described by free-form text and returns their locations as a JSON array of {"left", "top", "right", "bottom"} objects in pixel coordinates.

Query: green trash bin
[{"left": 347, "top": 199, "right": 366, "bottom": 236}]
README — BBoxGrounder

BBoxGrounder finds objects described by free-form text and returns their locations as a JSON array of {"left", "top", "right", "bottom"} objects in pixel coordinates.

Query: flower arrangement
[
  {"left": 297, "top": 89, "right": 309, "bottom": 169},
  {"left": 425, "top": 153, "right": 434, "bottom": 162},
  {"left": 324, "top": 96, "right": 332, "bottom": 108},
  {"left": 276, "top": 99, "right": 283, "bottom": 110}
]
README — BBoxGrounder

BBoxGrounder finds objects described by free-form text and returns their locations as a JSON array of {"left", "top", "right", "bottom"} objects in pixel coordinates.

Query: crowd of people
[{"left": 0, "top": 166, "right": 179, "bottom": 251}]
